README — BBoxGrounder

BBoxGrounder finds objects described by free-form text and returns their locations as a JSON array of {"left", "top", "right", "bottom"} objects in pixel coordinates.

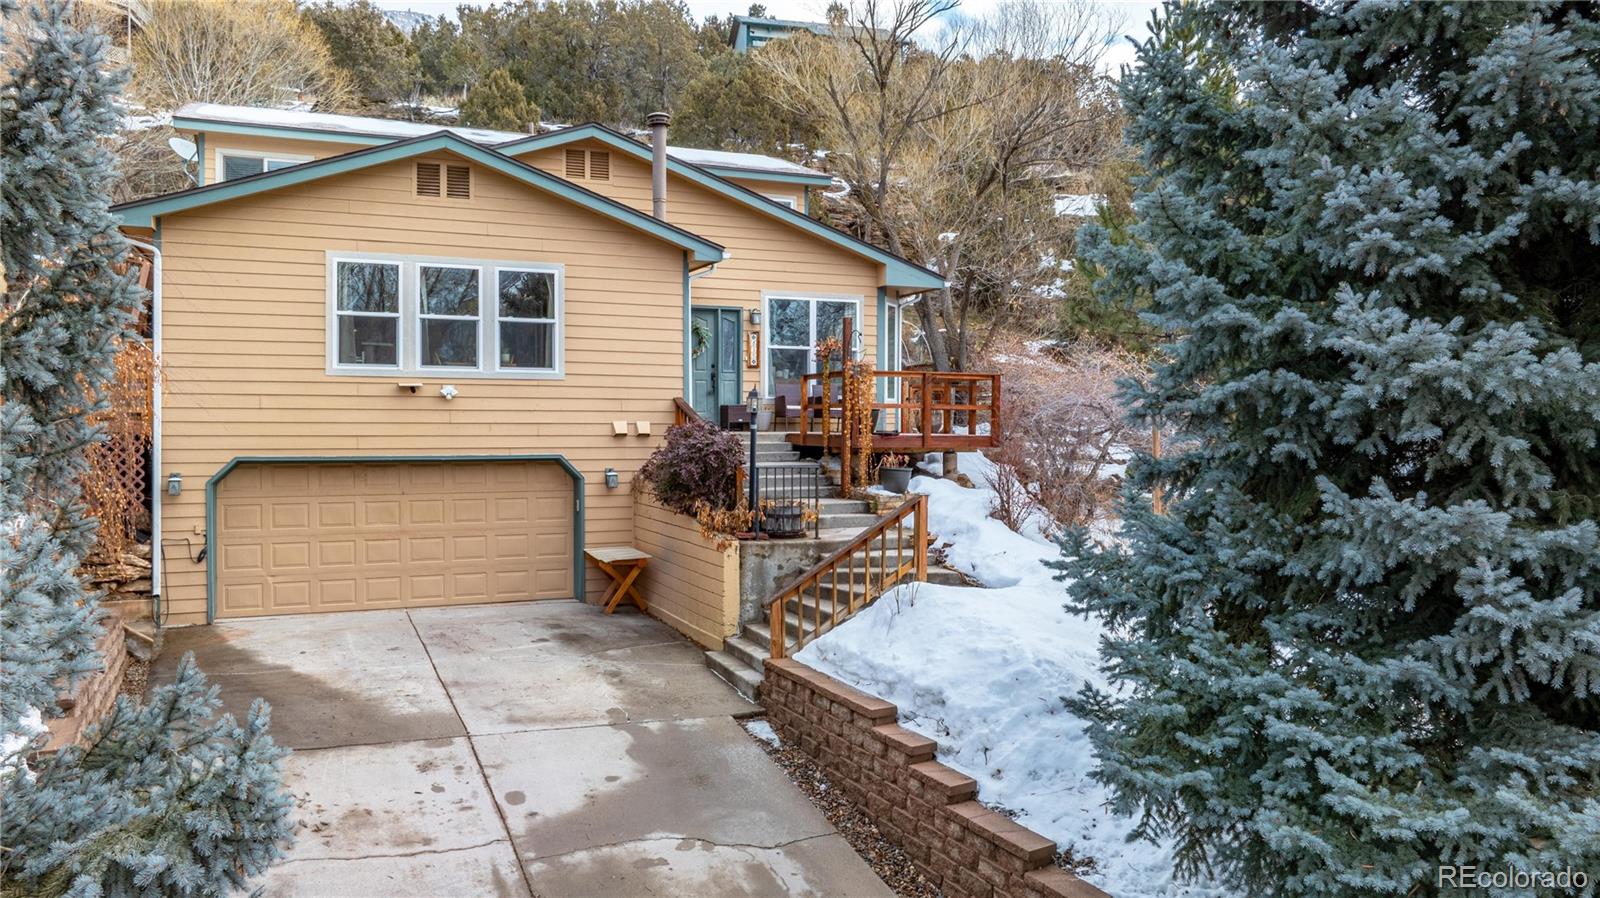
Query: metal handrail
[{"left": 767, "top": 494, "right": 927, "bottom": 659}]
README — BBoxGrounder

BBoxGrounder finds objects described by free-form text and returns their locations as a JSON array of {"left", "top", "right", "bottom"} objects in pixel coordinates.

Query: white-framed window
[
  {"left": 333, "top": 260, "right": 401, "bottom": 367},
  {"left": 326, "top": 252, "right": 564, "bottom": 379},
  {"left": 217, "top": 150, "right": 311, "bottom": 182},
  {"left": 418, "top": 264, "right": 481, "bottom": 369},
  {"left": 762, "top": 193, "right": 798, "bottom": 210},
  {"left": 763, "top": 293, "right": 861, "bottom": 398}
]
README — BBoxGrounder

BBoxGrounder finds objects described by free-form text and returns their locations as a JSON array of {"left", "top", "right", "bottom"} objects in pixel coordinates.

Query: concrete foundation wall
[{"left": 633, "top": 496, "right": 740, "bottom": 649}]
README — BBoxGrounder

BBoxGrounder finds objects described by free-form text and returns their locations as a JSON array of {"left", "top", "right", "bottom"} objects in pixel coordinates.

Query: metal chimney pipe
[{"left": 646, "top": 111, "right": 671, "bottom": 220}]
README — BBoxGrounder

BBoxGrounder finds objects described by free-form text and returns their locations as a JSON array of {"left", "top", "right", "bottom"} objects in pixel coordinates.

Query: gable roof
[
  {"left": 171, "top": 102, "right": 829, "bottom": 185},
  {"left": 495, "top": 124, "right": 945, "bottom": 291},
  {"left": 112, "top": 131, "right": 727, "bottom": 266}
]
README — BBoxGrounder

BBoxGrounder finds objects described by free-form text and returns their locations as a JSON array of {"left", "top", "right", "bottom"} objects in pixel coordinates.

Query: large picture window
[
  {"left": 764, "top": 295, "right": 859, "bottom": 397},
  {"left": 327, "top": 254, "right": 563, "bottom": 378}
]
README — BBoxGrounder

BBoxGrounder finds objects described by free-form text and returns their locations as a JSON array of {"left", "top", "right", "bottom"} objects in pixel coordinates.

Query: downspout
[
  {"left": 124, "top": 231, "right": 163, "bottom": 598},
  {"left": 684, "top": 256, "right": 723, "bottom": 400}
]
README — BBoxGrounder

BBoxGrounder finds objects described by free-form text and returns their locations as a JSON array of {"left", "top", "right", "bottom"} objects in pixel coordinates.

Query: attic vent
[
  {"left": 588, "top": 150, "right": 610, "bottom": 181},
  {"left": 445, "top": 164, "right": 471, "bottom": 199},
  {"left": 415, "top": 162, "right": 441, "bottom": 197},
  {"left": 565, "top": 148, "right": 586, "bottom": 179}
]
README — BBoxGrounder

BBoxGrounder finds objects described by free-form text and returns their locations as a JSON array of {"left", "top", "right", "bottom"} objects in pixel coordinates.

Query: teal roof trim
[
  {"left": 496, "top": 126, "right": 944, "bottom": 291},
  {"left": 113, "top": 132, "right": 726, "bottom": 265},
  {"left": 699, "top": 165, "right": 833, "bottom": 187}
]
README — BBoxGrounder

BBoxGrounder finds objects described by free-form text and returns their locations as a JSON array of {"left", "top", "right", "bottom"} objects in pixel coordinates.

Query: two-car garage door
[{"left": 215, "top": 460, "right": 574, "bottom": 618}]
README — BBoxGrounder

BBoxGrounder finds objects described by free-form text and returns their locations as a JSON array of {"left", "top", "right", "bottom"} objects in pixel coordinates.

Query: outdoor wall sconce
[
  {"left": 166, "top": 472, "right": 183, "bottom": 496},
  {"left": 748, "top": 309, "right": 762, "bottom": 325},
  {"left": 604, "top": 468, "right": 619, "bottom": 489}
]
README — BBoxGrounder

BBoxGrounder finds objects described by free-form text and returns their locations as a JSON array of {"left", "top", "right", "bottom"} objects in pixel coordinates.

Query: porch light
[
  {"left": 745, "top": 387, "right": 760, "bottom": 420},
  {"left": 748, "top": 309, "right": 762, "bottom": 326},
  {"left": 166, "top": 472, "right": 183, "bottom": 496},
  {"left": 604, "top": 467, "right": 619, "bottom": 489},
  {"left": 747, "top": 387, "right": 761, "bottom": 536}
]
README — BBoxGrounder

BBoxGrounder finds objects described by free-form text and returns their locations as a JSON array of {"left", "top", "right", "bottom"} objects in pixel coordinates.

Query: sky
[{"left": 367, "top": 0, "right": 1160, "bottom": 76}]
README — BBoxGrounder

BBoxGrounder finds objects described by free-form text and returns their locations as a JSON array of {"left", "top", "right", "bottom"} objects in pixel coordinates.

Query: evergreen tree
[
  {"left": 1063, "top": 4, "right": 1600, "bottom": 896},
  {"left": 1, "top": 4, "right": 294, "bottom": 895},
  {"left": 675, "top": 49, "right": 817, "bottom": 156},
  {"left": 302, "top": 0, "right": 420, "bottom": 104},
  {"left": 458, "top": 67, "right": 537, "bottom": 131}
]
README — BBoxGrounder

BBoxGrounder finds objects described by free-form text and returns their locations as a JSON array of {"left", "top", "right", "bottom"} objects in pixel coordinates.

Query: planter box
[{"left": 633, "top": 496, "right": 741, "bottom": 650}]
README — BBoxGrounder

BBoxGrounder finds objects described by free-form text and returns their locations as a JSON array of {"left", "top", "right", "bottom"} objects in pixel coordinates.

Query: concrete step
[
  {"left": 926, "top": 565, "right": 967, "bottom": 586},
  {"left": 755, "top": 431, "right": 795, "bottom": 444},
  {"left": 704, "top": 649, "right": 761, "bottom": 701},
  {"left": 723, "top": 633, "right": 769, "bottom": 672},
  {"left": 815, "top": 512, "right": 879, "bottom": 530},
  {"left": 756, "top": 450, "right": 801, "bottom": 462}
]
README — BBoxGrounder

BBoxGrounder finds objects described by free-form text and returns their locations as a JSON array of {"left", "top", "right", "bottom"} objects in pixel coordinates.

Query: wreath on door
[{"left": 691, "top": 319, "right": 711, "bottom": 359}]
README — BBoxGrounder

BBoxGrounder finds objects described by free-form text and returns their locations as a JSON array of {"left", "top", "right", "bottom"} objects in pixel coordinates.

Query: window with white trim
[
  {"left": 764, "top": 295, "right": 859, "bottom": 397},
  {"left": 328, "top": 254, "right": 563, "bottom": 378},
  {"left": 497, "top": 269, "right": 557, "bottom": 370},
  {"left": 762, "top": 194, "right": 798, "bottom": 210},
  {"left": 219, "top": 151, "right": 309, "bottom": 181},
  {"left": 419, "top": 264, "right": 481, "bottom": 368},
  {"left": 334, "top": 261, "right": 400, "bottom": 366}
]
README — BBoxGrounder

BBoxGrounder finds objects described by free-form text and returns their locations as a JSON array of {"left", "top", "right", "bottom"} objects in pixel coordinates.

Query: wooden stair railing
[
  {"left": 768, "top": 493, "right": 928, "bottom": 659},
  {"left": 672, "top": 397, "right": 701, "bottom": 426}
]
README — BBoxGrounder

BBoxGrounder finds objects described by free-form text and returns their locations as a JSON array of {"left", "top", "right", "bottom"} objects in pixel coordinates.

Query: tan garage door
[{"left": 216, "top": 460, "right": 574, "bottom": 618}]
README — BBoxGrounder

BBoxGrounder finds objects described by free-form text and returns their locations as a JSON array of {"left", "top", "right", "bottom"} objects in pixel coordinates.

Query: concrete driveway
[{"left": 154, "top": 602, "right": 893, "bottom": 898}]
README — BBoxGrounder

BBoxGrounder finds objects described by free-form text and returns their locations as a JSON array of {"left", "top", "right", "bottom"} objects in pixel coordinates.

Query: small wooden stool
[{"left": 586, "top": 546, "right": 651, "bottom": 614}]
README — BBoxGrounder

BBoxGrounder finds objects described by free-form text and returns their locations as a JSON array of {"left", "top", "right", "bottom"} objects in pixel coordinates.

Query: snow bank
[{"left": 798, "top": 459, "right": 1234, "bottom": 898}]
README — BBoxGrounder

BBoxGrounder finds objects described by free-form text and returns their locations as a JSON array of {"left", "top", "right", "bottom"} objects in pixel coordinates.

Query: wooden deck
[{"left": 782, "top": 369, "right": 1001, "bottom": 454}]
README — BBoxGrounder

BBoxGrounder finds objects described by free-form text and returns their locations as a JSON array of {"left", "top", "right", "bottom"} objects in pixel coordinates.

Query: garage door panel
[{"left": 217, "top": 461, "right": 574, "bottom": 618}]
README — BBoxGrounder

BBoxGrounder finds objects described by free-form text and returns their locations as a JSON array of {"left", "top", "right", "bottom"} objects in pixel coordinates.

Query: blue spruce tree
[
  {"left": 1064, "top": 3, "right": 1600, "bottom": 896},
  {"left": 1, "top": 3, "right": 294, "bottom": 895}
]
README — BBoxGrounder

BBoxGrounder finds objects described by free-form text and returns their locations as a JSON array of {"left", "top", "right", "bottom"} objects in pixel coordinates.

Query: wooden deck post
[
  {"left": 919, "top": 372, "right": 932, "bottom": 451},
  {"left": 913, "top": 494, "right": 928, "bottom": 582}
]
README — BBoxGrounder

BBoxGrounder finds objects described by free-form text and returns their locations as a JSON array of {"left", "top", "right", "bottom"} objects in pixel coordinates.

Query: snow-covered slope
[{"left": 797, "top": 456, "right": 1234, "bottom": 898}]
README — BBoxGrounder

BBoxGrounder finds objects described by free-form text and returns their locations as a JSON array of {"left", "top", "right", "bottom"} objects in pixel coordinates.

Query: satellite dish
[{"left": 167, "top": 136, "right": 198, "bottom": 162}]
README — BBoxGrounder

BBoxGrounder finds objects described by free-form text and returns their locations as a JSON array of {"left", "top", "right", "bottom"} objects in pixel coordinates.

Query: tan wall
[
  {"left": 632, "top": 496, "right": 740, "bottom": 649},
  {"left": 155, "top": 152, "right": 685, "bottom": 625},
  {"left": 195, "top": 132, "right": 362, "bottom": 185},
  {"left": 517, "top": 140, "right": 882, "bottom": 400}
]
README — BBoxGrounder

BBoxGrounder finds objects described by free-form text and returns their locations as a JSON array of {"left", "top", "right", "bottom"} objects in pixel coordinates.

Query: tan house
[{"left": 114, "top": 103, "right": 943, "bottom": 630}]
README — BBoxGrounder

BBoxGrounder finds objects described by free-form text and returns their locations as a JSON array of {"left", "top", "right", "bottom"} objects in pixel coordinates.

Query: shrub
[
  {"left": 637, "top": 418, "right": 744, "bottom": 517},
  {"left": 982, "top": 336, "right": 1143, "bottom": 532}
]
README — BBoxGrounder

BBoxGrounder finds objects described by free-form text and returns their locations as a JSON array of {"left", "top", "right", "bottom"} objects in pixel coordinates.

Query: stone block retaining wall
[
  {"left": 45, "top": 608, "right": 130, "bottom": 752},
  {"left": 763, "top": 658, "right": 1108, "bottom": 898}
]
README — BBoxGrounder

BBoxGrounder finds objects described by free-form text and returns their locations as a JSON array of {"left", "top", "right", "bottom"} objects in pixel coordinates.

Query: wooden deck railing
[
  {"left": 768, "top": 494, "right": 928, "bottom": 659},
  {"left": 796, "top": 370, "right": 1002, "bottom": 451}
]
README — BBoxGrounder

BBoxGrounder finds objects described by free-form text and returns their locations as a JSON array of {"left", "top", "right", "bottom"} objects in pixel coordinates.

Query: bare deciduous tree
[
  {"left": 129, "top": 0, "right": 351, "bottom": 111},
  {"left": 761, "top": 0, "right": 1125, "bottom": 370}
]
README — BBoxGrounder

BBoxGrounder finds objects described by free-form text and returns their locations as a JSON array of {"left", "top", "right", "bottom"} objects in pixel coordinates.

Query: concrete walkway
[{"left": 154, "top": 602, "right": 893, "bottom": 898}]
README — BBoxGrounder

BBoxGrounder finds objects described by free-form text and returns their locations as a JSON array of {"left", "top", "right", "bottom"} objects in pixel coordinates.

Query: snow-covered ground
[{"left": 797, "top": 453, "right": 1234, "bottom": 898}]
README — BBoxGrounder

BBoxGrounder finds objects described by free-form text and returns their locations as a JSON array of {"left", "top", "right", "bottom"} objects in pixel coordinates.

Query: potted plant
[
  {"left": 762, "top": 499, "right": 807, "bottom": 538},
  {"left": 877, "top": 453, "right": 913, "bottom": 493}
]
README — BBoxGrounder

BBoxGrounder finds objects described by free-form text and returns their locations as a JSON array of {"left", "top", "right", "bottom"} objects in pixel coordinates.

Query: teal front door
[{"left": 690, "top": 308, "right": 743, "bottom": 421}]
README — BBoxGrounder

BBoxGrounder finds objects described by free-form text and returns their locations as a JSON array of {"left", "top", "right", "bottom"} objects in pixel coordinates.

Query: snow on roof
[
  {"left": 659, "top": 145, "right": 827, "bottom": 179},
  {"left": 174, "top": 102, "right": 529, "bottom": 145},
  {"left": 173, "top": 103, "right": 829, "bottom": 180},
  {"left": 1055, "top": 194, "right": 1106, "bottom": 217}
]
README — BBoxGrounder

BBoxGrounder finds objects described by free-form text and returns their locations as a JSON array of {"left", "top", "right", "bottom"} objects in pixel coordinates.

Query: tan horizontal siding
[
  {"left": 633, "top": 497, "right": 740, "bottom": 649},
  {"left": 518, "top": 141, "right": 885, "bottom": 404},
  {"left": 156, "top": 153, "right": 684, "bottom": 625}
]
